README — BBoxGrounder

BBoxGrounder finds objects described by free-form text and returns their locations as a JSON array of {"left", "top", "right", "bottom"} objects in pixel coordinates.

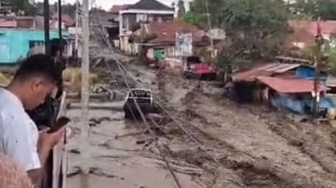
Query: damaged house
[{"left": 231, "top": 63, "right": 334, "bottom": 115}]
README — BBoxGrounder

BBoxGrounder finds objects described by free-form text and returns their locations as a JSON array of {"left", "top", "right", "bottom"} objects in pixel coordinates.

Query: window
[{"left": 136, "top": 13, "right": 148, "bottom": 22}]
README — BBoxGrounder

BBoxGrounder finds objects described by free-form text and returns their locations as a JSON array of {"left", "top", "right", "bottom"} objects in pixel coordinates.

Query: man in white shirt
[{"left": 0, "top": 54, "right": 65, "bottom": 185}]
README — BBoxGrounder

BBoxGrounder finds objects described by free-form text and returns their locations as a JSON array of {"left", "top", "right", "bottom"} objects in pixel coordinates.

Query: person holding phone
[
  {"left": 26, "top": 38, "right": 67, "bottom": 127},
  {"left": 0, "top": 54, "right": 65, "bottom": 185}
]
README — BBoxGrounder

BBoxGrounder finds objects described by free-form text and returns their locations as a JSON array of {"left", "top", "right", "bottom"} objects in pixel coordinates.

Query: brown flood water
[{"left": 65, "top": 103, "right": 201, "bottom": 188}]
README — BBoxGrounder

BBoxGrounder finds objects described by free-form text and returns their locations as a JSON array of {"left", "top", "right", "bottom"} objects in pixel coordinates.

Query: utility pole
[
  {"left": 58, "top": 0, "right": 62, "bottom": 56},
  {"left": 80, "top": 0, "right": 90, "bottom": 186},
  {"left": 205, "top": 0, "right": 213, "bottom": 50},
  {"left": 313, "top": 17, "right": 323, "bottom": 116},
  {"left": 44, "top": 0, "right": 50, "bottom": 55},
  {"left": 75, "top": 0, "right": 79, "bottom": 57}
]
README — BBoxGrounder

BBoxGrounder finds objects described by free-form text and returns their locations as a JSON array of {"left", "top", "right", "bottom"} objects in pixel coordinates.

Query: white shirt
[{"left": 0, "top": 88, "right": 41, "bottom": 171}]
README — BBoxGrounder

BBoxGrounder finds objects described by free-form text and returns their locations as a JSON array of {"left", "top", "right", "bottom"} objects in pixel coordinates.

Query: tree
[
  {"left": 171, "top": 2, "right": 175, "bottom": 9},
  {"left": 6, "top": 0, "right": 36, "bottom": 15},
  {"left": 185, "top": 0, "right": 289, "bottom": 68},
  {"left": 302, "top": 35, "right": 336, "bottom": 74},
  {"left": 183, "top": 2, "right": 201, "bottom": 26},
  {"left": 183, "top": 0, "right": 223, "bottom": 29},
  {"left": 290, "top": 0, "right": 336, "bottom": 20},
  {"left": 177, "top": 0, "right": 186, "bottom": 18}
]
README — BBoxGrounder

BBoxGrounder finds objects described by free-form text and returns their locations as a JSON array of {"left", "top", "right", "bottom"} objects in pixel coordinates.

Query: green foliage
[
  {"left": 186, "top": 0, "right": 289, "bottom": 69},
  {"left": 183, "top": 11, "right": 201, "bottom": 26},
  {"left": 302, "top": 37, "right": 336, "bottom": 74},
  {"left": 9, "top": 0, "right": 36, "bottom": 15},
  {"left": 183, "top": 0, "right": 223, "bottom": 28},
  {"left": 290, "top": 0, "right": 336, "bottom": 20}
]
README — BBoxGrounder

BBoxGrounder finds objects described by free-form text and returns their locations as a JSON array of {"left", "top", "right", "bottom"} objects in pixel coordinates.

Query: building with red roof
[
  {"left": 130, "top": 19, "right": 208, "bottom": 58},
  {"left": 117, "top": 0, "right": 175, "bottom": 54}
]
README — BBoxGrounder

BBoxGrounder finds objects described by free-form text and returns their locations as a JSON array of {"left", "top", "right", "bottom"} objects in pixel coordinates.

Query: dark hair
[
  {"left": 14, "top": 54, "right": 61, "bottom": 83},
  {"left": 50, "top": 38, "right": 67, "bottom": 56}
]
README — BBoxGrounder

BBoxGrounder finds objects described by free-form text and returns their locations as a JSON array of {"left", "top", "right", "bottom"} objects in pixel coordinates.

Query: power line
[
  {"left": 205, "top": 0, "right": 213, "bottom": 50},
  {"left": 96, "top": 28, "right": 184, "bottom": 188}
]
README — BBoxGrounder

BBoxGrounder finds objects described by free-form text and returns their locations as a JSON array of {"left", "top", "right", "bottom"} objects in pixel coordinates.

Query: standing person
[
  {"left": 0, "top": 54, "right": 65, "bottom": 185},
  {"left": 26, "top": 39, "right": 67, "bottom": 127},
  {"left": 0, "top": 153, "right": 32, "bottom": 188}
]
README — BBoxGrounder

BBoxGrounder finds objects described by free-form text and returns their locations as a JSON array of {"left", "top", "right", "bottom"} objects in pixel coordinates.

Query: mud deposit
[
  {"left": 153, "top": 71, "right": 336, "bottom": 188},
  {"left": 66, "top": 50, "right": 336, "bottom": 188},
  {"left": 66, "top": 103, "right": 201, "bottom": 188}
]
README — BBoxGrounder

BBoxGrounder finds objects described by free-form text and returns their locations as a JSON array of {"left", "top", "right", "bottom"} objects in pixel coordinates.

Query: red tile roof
[
  {"left": 232, "top": 63, "right": 302, "bottom": 82},
  {"left": 257, "top": 76, "right": 329, "bottom": 93},
  {"left": 109, "top": 5, "right": 131, "bottom": 13},
  {"left": 143, "top": 20, "right": 205, "bottom": 45}
]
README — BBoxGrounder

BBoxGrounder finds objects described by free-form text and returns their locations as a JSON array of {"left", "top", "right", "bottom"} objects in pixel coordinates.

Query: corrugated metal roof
[
  {"left": 232, "top": 63, "right": 301, "bottom": 82},
  {"left": 257, "top": 76, "right": 329, "bottom": 93}
]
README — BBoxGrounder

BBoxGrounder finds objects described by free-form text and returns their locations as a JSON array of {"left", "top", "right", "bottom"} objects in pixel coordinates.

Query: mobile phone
[{"left": 47, "top": 116, "right": 71, "bottom": 134}]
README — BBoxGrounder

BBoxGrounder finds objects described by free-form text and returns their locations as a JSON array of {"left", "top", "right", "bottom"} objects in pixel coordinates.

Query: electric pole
[
  {"left": 80, "top": 0, "right": 90, "bottom": 186},
  {"left": 313, "top": 17, "right": 323, "bottom": 116},
  {"left": 58, "top": 0, "right": 62, "bottom": 55},
  {"left": 75, "top": 0, "right": 79, "bottom": 57},
  {"left": 44, "top": 0, "right": 50, "bottom": 55},
  {"left": 205, "top": 0, "right": 213, "bottom": 50}
]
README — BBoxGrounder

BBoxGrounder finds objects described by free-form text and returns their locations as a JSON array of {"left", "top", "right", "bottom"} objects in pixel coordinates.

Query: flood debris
[
  {"left": 67, "top": 102, "right": 123, "bottom": 111},
  {"left": 231, "top": 63, "right": 335, "bottom": 118},
  {"left": 69, "top": 149, "right": 80, "bottom": 154},
  {"left": 136, "top": 138, "right": 153, "bottom": 145},
  {"left": 65, "top": 36, "right": 336, "bottom": 187},
  {"left": 115, "top": 131, "right": 147, "bottom": 139}
]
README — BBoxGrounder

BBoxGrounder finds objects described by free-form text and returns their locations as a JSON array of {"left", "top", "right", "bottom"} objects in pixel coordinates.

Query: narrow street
[{"left": 64, "top": 48, "right": 336, "bottom": 188}]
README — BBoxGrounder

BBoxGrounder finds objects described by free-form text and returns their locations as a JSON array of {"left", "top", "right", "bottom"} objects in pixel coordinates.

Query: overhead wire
[
  {"left": 94, "top": 14, "right": 257, "bottom": 185},
  {"left": 93, "top": 20, "right": 183, "bottom": 188}
]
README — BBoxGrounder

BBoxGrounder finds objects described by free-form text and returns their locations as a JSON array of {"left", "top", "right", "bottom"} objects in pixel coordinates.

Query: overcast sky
[{"left": 35, "top": 0, "right": 191, "bottom": 10}]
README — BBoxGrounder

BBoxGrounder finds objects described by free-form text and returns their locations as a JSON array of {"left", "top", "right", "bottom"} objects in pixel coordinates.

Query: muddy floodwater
[{"left": 66, "top": 102, "right": 201, "bottom": 188}]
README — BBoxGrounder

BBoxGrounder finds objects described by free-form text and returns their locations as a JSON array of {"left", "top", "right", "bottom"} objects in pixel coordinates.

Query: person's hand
[{"left": 38, "top": 127, "right": 65, "bottom": 151}]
